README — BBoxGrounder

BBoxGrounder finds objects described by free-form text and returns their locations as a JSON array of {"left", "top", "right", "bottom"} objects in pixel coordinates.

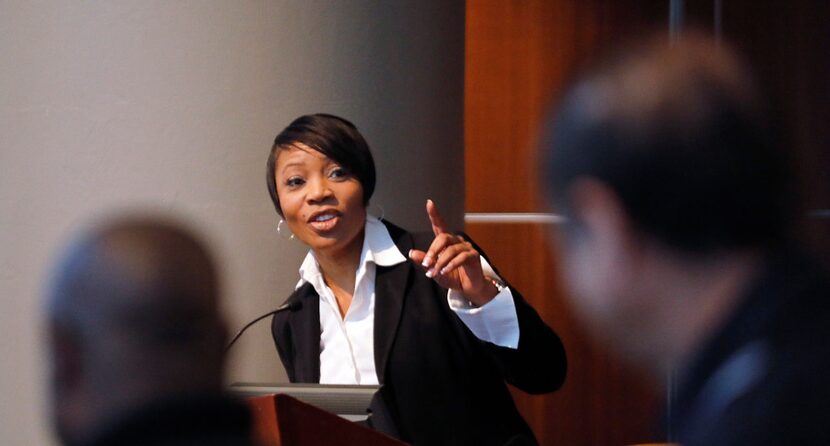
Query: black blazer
[{"left": 272, "top": 221, "right": 566, "bottom": 445}]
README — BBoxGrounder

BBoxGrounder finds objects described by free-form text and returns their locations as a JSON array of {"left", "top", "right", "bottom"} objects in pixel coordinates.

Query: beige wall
[{"left": 0, "top": 1, "right": 463, "bottom": 443}]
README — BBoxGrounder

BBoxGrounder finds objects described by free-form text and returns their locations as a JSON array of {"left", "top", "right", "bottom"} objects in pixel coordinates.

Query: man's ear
[
  {"left": 49, "top": 322, "right": 82, "bottom": 394},
  {"left": 567, "top": 178, "right": 639, "bottom": 262},
  {"left": 48, "top": 321, "right": 91, "bottom": 446}
]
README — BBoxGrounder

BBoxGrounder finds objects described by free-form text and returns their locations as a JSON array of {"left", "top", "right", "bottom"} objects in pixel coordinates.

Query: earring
[
  {"left": 277, "top": 219, "right": 295, "bottom": 240},
  {"left": 370, "top": 203, "right": 385, "bottom": 221}
]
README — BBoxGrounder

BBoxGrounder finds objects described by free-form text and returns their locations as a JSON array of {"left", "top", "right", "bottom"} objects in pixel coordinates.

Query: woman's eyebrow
[
  {"left": 280, "top": 161, "right": 305, "bottom": 173},
  {"left": 323, "top": 158, "right": 341, "bottom": 168}
]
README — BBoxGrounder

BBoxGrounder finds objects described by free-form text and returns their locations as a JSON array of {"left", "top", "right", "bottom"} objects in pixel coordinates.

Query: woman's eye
[
  {"left": 329, "top": 168, "right": 348, "bottom": 179},
  {"left": 285, "top": 177, "right": 305, "bottom": 187}
]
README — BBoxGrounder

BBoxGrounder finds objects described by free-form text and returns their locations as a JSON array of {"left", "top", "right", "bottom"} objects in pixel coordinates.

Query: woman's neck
[{"left": 313, "top": 229, "right": 365, "bottom": 316}]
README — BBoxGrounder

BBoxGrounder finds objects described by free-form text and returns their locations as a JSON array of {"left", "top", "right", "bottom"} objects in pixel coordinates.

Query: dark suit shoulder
[
  {"left": 288, "top": 282, "right": 317, "bottom": 305},
  {"left": 380, "top": 220, "right": 431, "bottom": 252},
  {"left": 274, "top": 281, "right": 317, "bottom": 314},
  {"left": 381, "top": 219, "right": 455, "bottom": 252},
  {"left": 272, "top": 283, "right": 316, "bottom": 332}
]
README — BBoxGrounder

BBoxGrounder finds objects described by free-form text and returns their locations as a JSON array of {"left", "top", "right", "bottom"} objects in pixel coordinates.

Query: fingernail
[
  {"left": 440, "top": 267, "right": 448, "bottom": 275},
  {"left": 422, "top": 256, "right": 432, "bottom": 267},
  {"left": 425, "top": 270, "right": 434, "bottom": 278},
  {"left": 408, "top": 249, "right": 414, "bottom": 258}
]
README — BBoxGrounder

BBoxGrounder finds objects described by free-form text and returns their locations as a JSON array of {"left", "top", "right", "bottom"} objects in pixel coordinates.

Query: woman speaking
[{"left": 266, "top": 114, "right": 566, "bottom": 445}]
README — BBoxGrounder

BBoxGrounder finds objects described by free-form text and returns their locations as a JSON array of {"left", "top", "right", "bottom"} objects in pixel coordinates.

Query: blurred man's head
[
  {"left": 45, "top": 217, "right": 227, "bottom": 444},
  {"left": 541, "top": 33, "right": 794, "bottom": 375}
]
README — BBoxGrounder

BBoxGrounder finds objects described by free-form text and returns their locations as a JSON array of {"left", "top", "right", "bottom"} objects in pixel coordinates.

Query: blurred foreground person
[
  {"left": 541, "top": 34, "right": 830, "bottom": 445},
  {"left": 45, "top": 218, "right": 254, "bottom": 446}
]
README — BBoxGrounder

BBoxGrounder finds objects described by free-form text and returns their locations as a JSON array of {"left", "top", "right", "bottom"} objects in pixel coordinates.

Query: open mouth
[{"left": 308, "top": 210, "right": 341, "bottom": 232}]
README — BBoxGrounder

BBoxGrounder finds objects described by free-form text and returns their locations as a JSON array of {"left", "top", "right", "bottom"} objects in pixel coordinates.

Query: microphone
[{"left": 224, "top": 300, "right": 301, "bottom": 353}]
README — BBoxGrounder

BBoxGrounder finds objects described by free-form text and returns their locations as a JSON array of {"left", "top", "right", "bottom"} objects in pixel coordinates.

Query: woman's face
[{"left": 274, "top": 143, "right": 366, "bottom": 255}]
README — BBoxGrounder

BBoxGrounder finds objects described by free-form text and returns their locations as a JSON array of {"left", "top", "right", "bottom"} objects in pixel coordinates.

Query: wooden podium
[{"left": 247, "top": 394, "right": 407, "bottom": 446}]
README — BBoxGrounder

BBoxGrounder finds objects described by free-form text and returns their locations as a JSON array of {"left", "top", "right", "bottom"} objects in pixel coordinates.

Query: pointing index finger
[{"left": 426, "top": 199, "right": 447, "bottom": 236}]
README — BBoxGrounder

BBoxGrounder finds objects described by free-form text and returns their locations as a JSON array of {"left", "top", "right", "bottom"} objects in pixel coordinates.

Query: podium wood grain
[{"left": 247, "top": 394, "right": 407, "bottom": 446}]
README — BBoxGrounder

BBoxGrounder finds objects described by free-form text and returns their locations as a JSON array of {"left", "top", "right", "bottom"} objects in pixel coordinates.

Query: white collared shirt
[{"left": 296, "top": 215, "right": 519, "bottom": 385}]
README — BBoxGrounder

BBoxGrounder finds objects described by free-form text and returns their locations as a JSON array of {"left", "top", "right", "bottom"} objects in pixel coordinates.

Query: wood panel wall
[
  {"left": 464, "top": 1, "right": 666, "bottom": 445},
  {"left": 684, "top": 0, "right": 830, "bottom": 264}
]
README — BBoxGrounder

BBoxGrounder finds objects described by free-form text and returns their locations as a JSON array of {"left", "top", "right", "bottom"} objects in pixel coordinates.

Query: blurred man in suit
[
  {"left": 45, "top": 217, "right": 254, "bottom": 446},
  {"left": 540, "top": 34, "right": 830, "bottom": 444}
]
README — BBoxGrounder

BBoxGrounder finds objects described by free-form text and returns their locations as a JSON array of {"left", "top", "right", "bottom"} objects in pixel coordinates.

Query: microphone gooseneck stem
[{"left": 224, "top": 301, "right": 297, "bottom": 353}]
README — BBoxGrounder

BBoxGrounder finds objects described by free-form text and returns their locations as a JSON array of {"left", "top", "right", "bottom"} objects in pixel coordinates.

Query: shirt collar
[
  {"left": 296, "top": 215, "right": 407, "bottom": 289},
  {"left": 363, "top": 215, "right": 408, "bottom": 267}
]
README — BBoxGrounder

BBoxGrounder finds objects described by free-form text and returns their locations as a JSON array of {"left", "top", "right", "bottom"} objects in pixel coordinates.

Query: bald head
[
  {"left": 48, "top": 218, "right": 222, "bottom": 349},
  {"left": 46, "top": 217, "right": 227, "bottom": 443}
]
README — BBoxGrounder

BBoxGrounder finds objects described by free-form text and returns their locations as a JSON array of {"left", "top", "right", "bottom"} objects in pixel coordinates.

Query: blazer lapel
[
  {"left": 289, "top": 285, "right": 321, "bottom": 383},
  {"left": 373, "top": 224, "right": 414, "bottom": 384}
]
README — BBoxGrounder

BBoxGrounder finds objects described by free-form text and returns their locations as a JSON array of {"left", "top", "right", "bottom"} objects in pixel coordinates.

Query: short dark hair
[
  {"left": 543, "top": 35, "right": 795, "bottom": 253},
  {"left": 266, "top": 113, "right": 376, "bottom": 216}
]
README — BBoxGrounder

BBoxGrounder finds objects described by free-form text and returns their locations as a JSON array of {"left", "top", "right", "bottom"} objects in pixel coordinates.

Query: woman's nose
[{"left": 306, "top": 178, "right": 333, "bottom": 202}]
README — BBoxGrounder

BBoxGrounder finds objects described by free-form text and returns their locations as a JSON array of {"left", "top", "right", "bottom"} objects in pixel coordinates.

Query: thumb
[{"left": 408, "top": 249, "right": 427, "bottom": 265}]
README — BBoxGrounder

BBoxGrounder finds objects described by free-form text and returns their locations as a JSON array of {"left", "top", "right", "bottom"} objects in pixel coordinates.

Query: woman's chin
[
  {"left": 301, "top": 223, "right": 365, "bottom": 257},
  {"left": 302, "top": 230, "right": 347, "bottom": 250}
]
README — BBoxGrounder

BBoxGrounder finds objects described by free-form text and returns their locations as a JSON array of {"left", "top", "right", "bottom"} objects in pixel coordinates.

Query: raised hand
[{"left": 408, "top": 199, "right": 498, "bottom": 307}]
